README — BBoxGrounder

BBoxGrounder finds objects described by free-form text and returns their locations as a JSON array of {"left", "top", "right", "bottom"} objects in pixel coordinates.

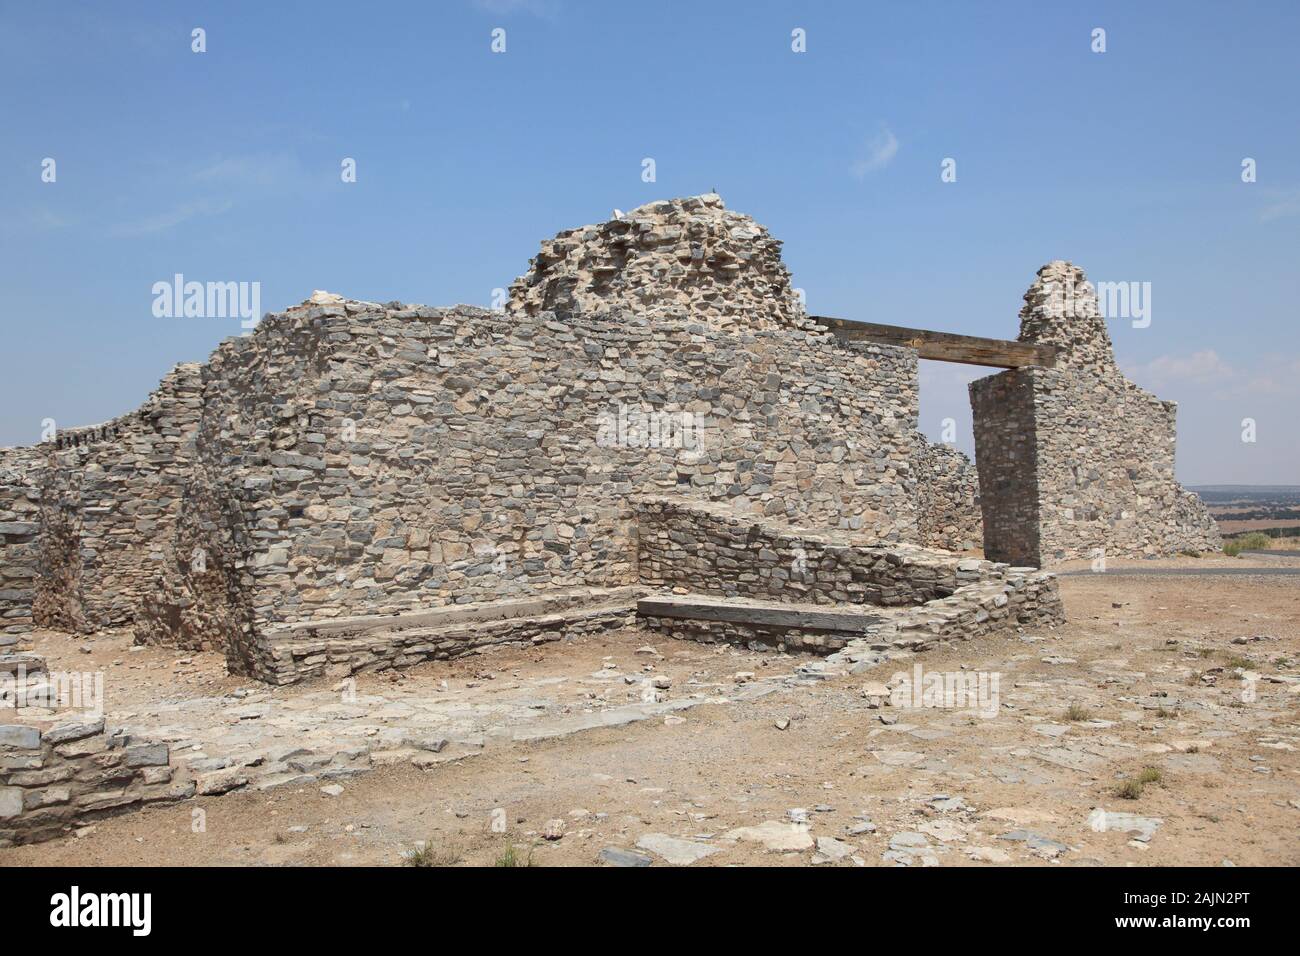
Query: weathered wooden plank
[
  {"left": 813, "top": 316, "right": 1056, "bottom": 369},
  {"left": 638, "top": 596, "right": 884, "bottom": 632}
]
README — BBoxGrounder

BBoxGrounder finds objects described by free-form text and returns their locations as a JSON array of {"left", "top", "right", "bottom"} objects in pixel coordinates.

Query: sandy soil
[{"left": 3, "top": 557, "right": 1297, "bottom": 868}]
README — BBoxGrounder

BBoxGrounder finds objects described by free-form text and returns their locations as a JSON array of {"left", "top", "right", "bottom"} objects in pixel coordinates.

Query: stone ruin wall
[
  {"left": 912, "top": 435, "right": 981, "bottom": 552},
  {"left": 0, "top": 707, "right": 191, "bottom": 848},
  {"left": 509, "top": 192, "right": 971, "bottom": 550},
  {"left": 133, "top": 295, "right": 922, "bottom": 678},
  {"left": 1, "top": 199, "right": 1216, "bottom": 684},
  {"left": 124, "top": 195, "right": 927, "bottom": 678},
  {"left": 636, "top": 497, "right": 1063, "bottom": 656},
  {"left": 0, "top": 447, "right": 42, "bottom": 639},
  {"left": 0, "top": 366, "right": 202, "bottom": 639},
  {"left": 971, "top": 261, "right": 1221, "bottom": 566},
  {"left": 970, "top": 370, "right": 1041, "bottom": 562}
]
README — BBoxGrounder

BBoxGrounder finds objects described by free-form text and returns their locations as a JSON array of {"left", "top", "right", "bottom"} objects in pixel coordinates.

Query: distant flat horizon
[{"left": 1189, "top": 484, "right": 1300, "bottom": 492}]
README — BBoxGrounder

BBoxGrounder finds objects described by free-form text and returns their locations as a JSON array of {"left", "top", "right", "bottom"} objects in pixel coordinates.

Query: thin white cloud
[
  {"left": 850, "top": 126, "right": 899, "bottom": 179},
  {"left": 1126, "top": 349, "right": 1236, "bottom": 389},
  {"left": 1259, "top": 187, "right": 1300, "bottom": 222},
  {"left": 108, "top": 198, "right": 233, "bottom": 238},
  {"left": 192, "top": 152, "right": 307, "bottom": 189},
  {"left": 1125, "top": 350, "right": 1300, "bottom": 399}
]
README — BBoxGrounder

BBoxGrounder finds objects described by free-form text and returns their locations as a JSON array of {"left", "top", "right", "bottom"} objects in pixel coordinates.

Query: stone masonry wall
[
  {"left": 912, "top": 434, "right": 982, "bottom": 552},
  {"left": 0, "top": 447, "right": 42, "bottom": 638},
  {"left": 636, "top": 496, "right": 1000, "bottom": 608},
  {"left": 971, "top": 262, "right": 1220, "bottom": 566},
  {"left": 642, "top": 569, "right": 1064, "bottom": 656},
  {"left": 0, "top": 195, "right": 929, "bottom": 683},
  {"left": 637, "top": 498, "right": 1064, "bottom": 654},
  {"left": 27, "top": 365, "right": 203, "bottom": 633},
  {"left": 134, "top": 295, "right": 922, "bottom": 679},
  {"left": 16, "top": 198, "right": 1222, "bottom": 689},
  {"left": 970, "top": 369, "right": 1041, "bottom": 565}
]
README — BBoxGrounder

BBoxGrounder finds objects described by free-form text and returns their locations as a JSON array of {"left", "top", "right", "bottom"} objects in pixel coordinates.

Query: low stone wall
[
  {"left": 642, "top": 568, "right": 1062, "bottom": 656},
  {"left": 0, "top": 713, "right": 190, "bottom": 848},
  {"left": 880, "top": 568, "right": 1063, "bottom": 651},
  {"left": 261, "top": 587, "right": 644, "bottom": 685},
  {"left": 635, "top": 496, "right": 999, "bottom": 607}
]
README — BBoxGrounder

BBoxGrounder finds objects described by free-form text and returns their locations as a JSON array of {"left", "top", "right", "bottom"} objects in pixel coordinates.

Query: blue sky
[{"left": 2, "top": 0, "right": 1297, "bottom": 484}]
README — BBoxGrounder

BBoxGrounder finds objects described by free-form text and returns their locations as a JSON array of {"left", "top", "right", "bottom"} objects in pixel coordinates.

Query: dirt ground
[{"left": 3, "top": 556, "right": 1297, "bottom": 868}]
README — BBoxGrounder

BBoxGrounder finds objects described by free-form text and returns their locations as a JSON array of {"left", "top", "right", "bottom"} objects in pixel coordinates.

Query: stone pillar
[{"left": 970, "top": 368, "right": 1041, "bottom": 566}]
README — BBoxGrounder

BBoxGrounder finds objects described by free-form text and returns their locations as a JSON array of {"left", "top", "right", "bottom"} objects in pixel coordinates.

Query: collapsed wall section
[
  {"left": 509, "top": 193, "right": 815, "bottom": 334},
  {"left": 24, "top": 366, "right": 203, "bottom": 633}
]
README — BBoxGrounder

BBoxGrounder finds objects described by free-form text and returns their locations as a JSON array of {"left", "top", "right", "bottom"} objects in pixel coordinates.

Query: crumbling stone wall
[
  {"left": 13, "top": 198, "right": 1227, "bottom": 689},
  {"left": 636, "top": 498, "right": 1063, "bottom": 654},
  {"left": 509, "top": 193, "right": 816, "bottom": 334},
  {"left": 912, "top": 435, "right": 981, "bottom": 552},
  {"left": 971, "top": 262, "right": 1220, "bottom": 566},
  {"left": 28, "top": 366, "right": 203, "bottom": 633},
  {"left": 1, "top": 195, "right": 932, "bottom": 682}
]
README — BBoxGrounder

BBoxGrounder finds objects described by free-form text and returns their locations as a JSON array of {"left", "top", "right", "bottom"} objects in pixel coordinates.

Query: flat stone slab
[
  {"left": 638, "top": 594, "right": 885, "bottom": 633},
  {"left": 812, "top": 836, "right": 857, "bottom": 863},
  {"left": 635, "top": 833, "right": 720, "bottom": 866},
  {"left": 599, "top": 847, "right": 653, "bottom": 867},
  {"left": 998, "top": 829, "right": 1070, "bottom": 855},
  {"left": 723, "top": 821, "right": 815, "bottom": 852},
  {"left": 0, "top": 725, "right": 41, "bottom": 749}
]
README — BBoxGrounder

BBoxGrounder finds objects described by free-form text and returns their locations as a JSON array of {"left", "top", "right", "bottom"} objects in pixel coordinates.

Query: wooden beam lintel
[{"left": 813, "top": 316, "right": 1056, "bottom": 369}]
